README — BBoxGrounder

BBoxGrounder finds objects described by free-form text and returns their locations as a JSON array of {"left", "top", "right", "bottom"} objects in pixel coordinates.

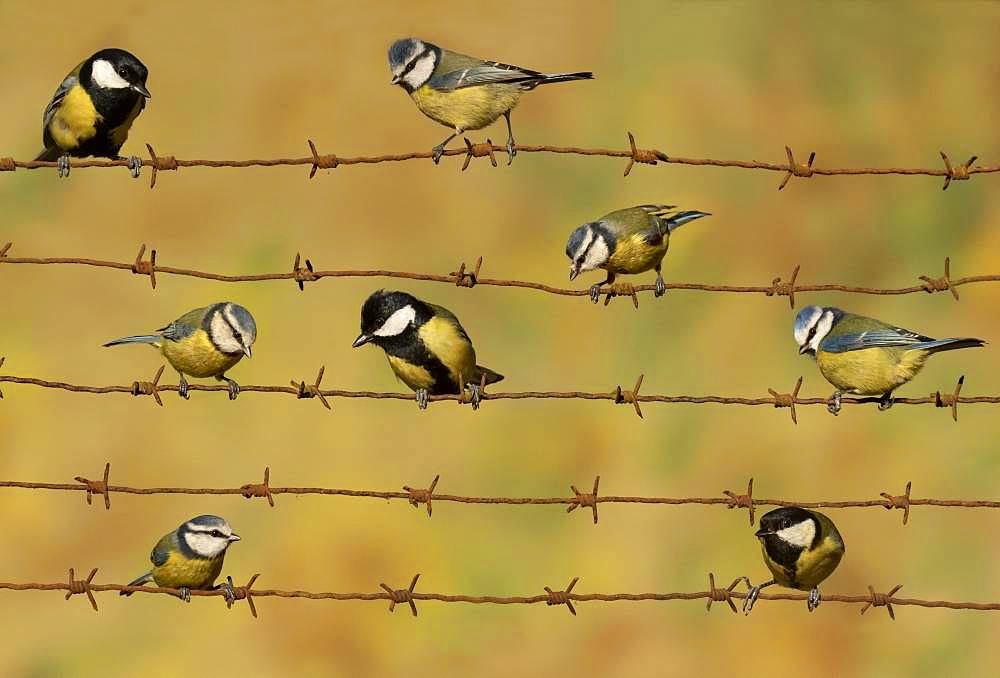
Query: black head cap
[
  {"left": 86, "top": 48, "right": 150, "bottom": 96},
  {"left": 757, "top": 506, "right": 816, "bottom": 537}
]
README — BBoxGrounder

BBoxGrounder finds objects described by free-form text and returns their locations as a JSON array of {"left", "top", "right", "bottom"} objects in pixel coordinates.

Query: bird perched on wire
[
  {"left": 743, "top": 506, "right": 845, "bottom": 614},
  {"left": 566, "top": 204, "right": 710, "bottom": 303},
  {"left": 794, "top": 305, "right": 985, "bottom": 415},
  {"left": 104, "top": 302, "right": 256, "bottom": 400},
  {"left": 121, "top": 515, "right": 241, "bottom": 604},
  {"left": 388, "top": 37, "right": 593, "bottom": 164},
  {"left": 352, "top": 290, "right": 503, "bottom": 410},
  {"left": 35, "top": 48, "right": 151, "bottom": 178}
]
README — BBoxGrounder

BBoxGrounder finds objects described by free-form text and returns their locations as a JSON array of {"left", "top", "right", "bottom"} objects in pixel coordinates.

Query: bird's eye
[
  {"left": 118, "top": 67, "right": 128, "bottom": 77},
  {"left": 211, "top": 530, "right": 224, "bottom": 538}
]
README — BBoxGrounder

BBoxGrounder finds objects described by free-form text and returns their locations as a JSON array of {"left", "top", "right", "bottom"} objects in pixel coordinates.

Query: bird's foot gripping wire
[
  {"left": 178, "top": 374, "right": 190, "bottom": 400},
  {"left": 878, "top": 392, "right": 895, "bottom": 411},
  {"left": 589, "top": 283, "right": 603, "bottom": 304},
  {"left": 415, "top": 388, "right": 429, "bottom": 411},
  {"left": 503, "top": 112, "right": 516, "bottom": 165},
  {"left": 219, "top": 577, "right": 237, "bottom": 608},
  {"left": 467, "top": 383, "right": 482, "bottom": 411},
  {"left": 654, "top": 275, "right": 667, "bottom": 298},
  {"left": 807, "top": 587, "right": 822, "bottom": 612},
  {"left": 57, "top": 154, "right": 71, "bottom": 178},
  {"left": 218, "top": 375, "right": 241, "bottom": 401},
  {"left": 177, "top": 586, "right": 192, "bottom": 603},
  {"left": 742, "top": 579, "right": 774, "bottom": 615},
  {"left": 827, "top": 390, "right": 843, "bottom": 416},
  {"left": 126, "top": 155, "right": 142, "bottom": 179}
]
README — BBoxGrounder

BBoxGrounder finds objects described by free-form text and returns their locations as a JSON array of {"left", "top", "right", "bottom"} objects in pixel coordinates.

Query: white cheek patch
[
  {"left": 794, "top": 307, "right": 823, "bottom": 346},
  {"left": 776, "top": 519, "right": 816, "bottom": 548},
  {"left": 91, "top": 59, "right": 130, "bottom": 89},
  {"left": 809, "top": 311, "right": 835, "bottom": 352},
  {"left": 581, "top": 235, "right": 610, "bottom": 272},
  {"left": 183, "top": 531, "right": 227, "bottom": 558},
  {"left": 374, "top": 305, "right": 416, "bottom": 337},
  {"left": 210, "top": 312, "right": 243, "bottom": 354},
  {"left": 404, "top": 53, "right": 436, "bottom": 89}
]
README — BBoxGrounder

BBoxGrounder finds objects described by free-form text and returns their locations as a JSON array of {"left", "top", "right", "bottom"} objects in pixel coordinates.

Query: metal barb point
[
  {"left": 241, "top": 467, "right": 275, "bottom": 507},
  {"left": 880, "top": 481, "right": 912, "bottom": 525},
  {"left": 461, "top": 138, "right": 497, "bottom": 171},
  {"left": 778, "top": 147, "right": 816, "bottom": 190},
  {"left": 860, "top": 584, "right": 903, "bottom": 619},
  {"left": 613, "top": 374, "right": 645, "bottom": 418},
  {"left": 919, "top": 257, "right": 959, "bottom": 301},
  {"left": 131, "top": 244, "right": 157, "bottom": 289},
  {"left": 227, "top": 573, "right": 261, "bottom": 618},
  {"left": 292, "top": 366, "right": 330, "bottom": 409},
  {"left": 940, "top": 152, "right": 976, "bottom": 190},
  {"left": 403, "top": 475, "right": 439, "bottom": 517},
  {"left": 292, "top": 253, "right": 317, "bottom": 291},
  {"left": 74, "top": 462, "right": 111, "bottom": 510},
  {"left": 768, "top": 376, "right": 803, "bottom": 424},
  {"left": 723, "top": 478, "right": 756, "bottom": 526},
  {"left": 145, "top": 143, "right": 177, "bottom": 189},
  {"left": 544, "top": 577, "right": 580, "bottom": 615},
  {"left": 623, "top": 131, "right": 665, "bottom": 177},
  {"left": 705, "top": 572, "right": 747, "bottom": 614},
  {"left": 567, "top": 476, "right": 600, "bottom": 524},
  {"left": 307, "top": 139, "right": 339, "bottom": 178},
  {"left": 130, "top": 365, "right": 165, "bottom": 406},
  {"left": 449, "top": 256, "right": 483, "bottom": 288},
  {"left": 933, "top": 375, "right": 965, "bottom": 422},
  {"left": 380, "top": 574, "right": 420, "bottom": 616},
  {"left": 768, "top": 264, "right": 801, "bottom": 308},
  {"left": 65, "top": 567, "right": 99, "bottom": 612}
]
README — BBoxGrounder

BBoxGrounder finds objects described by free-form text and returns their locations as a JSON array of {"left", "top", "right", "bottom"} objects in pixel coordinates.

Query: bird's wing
[
  {"left": 430, "top": 62, "right": 544, "bottom": 92},
  {"left": 42, "top": 61, "right": 85, "bottom": 133},
  {"left": 158, "top": 307, "right": 208, "bottom": 341},
  {"left": 427, "top": 303, "right": 473, "bottom": 343},
  {"left": 820, "top": 327, "right": 933, "bottom": 353},
  {"left": 150, "top": 532, "right": 175, "bottom": 567}
]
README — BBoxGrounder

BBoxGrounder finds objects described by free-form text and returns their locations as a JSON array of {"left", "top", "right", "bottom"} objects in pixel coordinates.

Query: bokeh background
[{"left": 1, "top": 1, "right": 998, "bottom": 675}]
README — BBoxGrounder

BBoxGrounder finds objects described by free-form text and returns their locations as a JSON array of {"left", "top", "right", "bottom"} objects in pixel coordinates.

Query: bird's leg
[
  {"left": 877, "top": 391, "right": 895, "bottom": 411},
  {"left": 216, "top": 374, "right": 241, "bottom": 400},
  {"left": 122, "top": 154, "right": 142, "bottom": 179},
  {"left": 503, "top": 111, "right": 516, "bottom": 165},
  {"left": 178, "top": 373, "right": 190, "bottom": 400},
  {"left": 590, "top": 272, "right": 615, "bottom": 304},
  {"left": 57, "top": 153, "right": 71, "bottom": 178},
  {"left": 827, "top": 390, "right": 843, "bottom": 416},
  {"left": 432, "top": 131, "right": 459, "bottom": 164},
  {"left": 467, "top": 382, "right": 482, "bottom": 411},
  {"left": 654, "top": 264, "right": 667, "bottom": 298},
  {"left": 218, "top": 576, "right": 237, "bottom": 608},
  {"left": 807, "top": 587, "right": 822, "bottom": 612},
  {"left": 177, "top": 586, "right": 192, "bottom": 603},
  {"left": 415, "top": 388, "right": 429, "bottom": 410},
  {"left": 743, "top": 579, "right": 775, "bottom": 615}
]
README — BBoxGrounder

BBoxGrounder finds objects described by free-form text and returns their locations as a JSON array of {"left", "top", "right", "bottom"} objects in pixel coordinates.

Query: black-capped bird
[
  {"left": 388, "top": 37, "right": 593, "bottom": 164},
  {"left": 36, "top": 48, "right": 150, "bottom": 178},
  {"left": 744, "top": 506, "right": 846, "bottom": 614},
  {"left": 352, "top": 290, "right": 503, "bottom": 410}
]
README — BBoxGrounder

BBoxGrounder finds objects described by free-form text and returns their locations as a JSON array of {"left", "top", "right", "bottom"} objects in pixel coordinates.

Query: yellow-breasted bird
[
  {"left": 121, "top": 515, "right": 241, "bottom": 603},
  {"left": 566, "top": 204, "right": 710, "bottom": 303},
  {"left": 36, "top": 48, "right": 150, "bottom": 178},
  {"left": 794, "top": 305, "right": 985, "bottom": 415},
  {"left": 388, "top": 37, "right": 593, "bottom": 164},
  {"left": 744, "top": 506, "right": 845, "bottom": 614},
  {"left": 103, "top": 302, "right": 256, "bottom": 400},
  {"left": 352, "top": 290, "right": 503, "bottom": 410}
]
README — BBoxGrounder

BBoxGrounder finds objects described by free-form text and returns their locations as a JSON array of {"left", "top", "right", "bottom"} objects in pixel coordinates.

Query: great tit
[
  {"left": 104, "top": 302, "right": 256, "bottom": 400},
  {"left": 36, "top": 48, "right": 151, "bottom": 178},
  {"left": 744, "top": 506, "right": 845, "bottom": 614},
  {"left": 121, "top": 514, "right": 241, "bottom": 604},
  {"left": 794, "top": 305, "right": 985, "bottom": 415},
  {"left": 566, "top": 205, "right": 710, "bottom": 303},
  {"left": 388, "top": 37, "right": 593, "bottom": 164},
  {"left": 352, "top": 290, "right": 503, "bottom": 410}
]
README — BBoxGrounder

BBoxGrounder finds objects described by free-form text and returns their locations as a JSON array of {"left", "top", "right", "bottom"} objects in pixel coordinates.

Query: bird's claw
[
  {"left": 221, "top": 577, "right": 236, "bottom": 608},
  {"left": 178, "top": 376, "right": 190, "bottom": 400},
  {"left": 654, "top": 276, "right": 667, "bottom": 298},
  {"left": 468, "top": 383, "right": 482, "bottom": 410},
  {"left": 743, "top": 584, "right": 763, "bottom": 615},
  {"left": 827, "top": 391, "right": 842, "bottom": 416},
  {"left": 589, "top": 284, "right": 603, "bottom": 304},
  {"left": 506, "top": 137, "right": 516, "bottom": 165},
  {"left": 878, "top": 392, "right": 894, "bottom": 411},
  {"left": 416, "top": 388, "right": 429, "bottom": 410},
  {"left": 222, "top": 377, "right": 240, "bottom": 401},
  {"left": 807, "top": 588, "right": 822, "bottom": 612},
  {"left": 126, "top": 155, "right": 142, "bottom": 179},
  {"left": 57, "top": 154, "right": 71, "bottom": 178},
  {"left": 178, "top": 586, "right": 192, "bottom": 603},
  {"left": 431, "top": 144, "right": 446, "bottom": 165}
]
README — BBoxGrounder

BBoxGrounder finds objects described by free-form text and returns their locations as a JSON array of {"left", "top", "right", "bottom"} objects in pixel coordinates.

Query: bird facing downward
[
  {"left": 104, "top": 302, "right": 256, "bottom": 400},
  {"left": 743, "top": 506, "right": 845, "bottom": 615},
  {"left": 388, "top": 37, "right": 593, "bottom": 164},
  {"left": 352, "top": 290, "right": 503, "bottom": 410},
  {"left": 566, "top": 204, "right": 710, "bottom": 303},
  {"left": 36, "top": 48, "right": 151, "bottom": 178},
  {"left": 794, "top": 305, "right": 985, "bottom": 415},
  {"left": 121, "top": 515, "right": 241, "bottom": 604}
]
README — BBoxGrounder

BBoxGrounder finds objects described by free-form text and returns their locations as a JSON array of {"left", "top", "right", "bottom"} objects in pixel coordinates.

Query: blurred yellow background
[{"left": 1, "top": 1, "right": 999, "bottom": 675}]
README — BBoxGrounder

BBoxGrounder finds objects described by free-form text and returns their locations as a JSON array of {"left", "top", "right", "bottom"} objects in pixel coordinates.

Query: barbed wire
[
  {"left": 0, "top": 243, "right": 991, "bottom": 307},
  {"left": 0, "top": 135, "right": 993, "bottom": 190},
  {"left": 2, "top": 569, "right": 996, "bottom": 619},
  {"left": 3, "top": 466, "right": 997, "bottom": 526},
  {"left": 0, "top": 367, "right": 990, "bottom": 422}
]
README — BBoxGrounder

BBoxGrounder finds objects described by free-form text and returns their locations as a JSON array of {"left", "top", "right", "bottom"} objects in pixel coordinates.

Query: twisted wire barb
[
  {"left": 3, "top": 570, "right": 997, "bottom": 618},
  {"left": 1, "top": 245, "right": 995, "bottom": 307},
  {"left": 3, "top": 467, "right": 998, "bottom": 526},
  {"left": 0, "top": 135, "right": 993, "bottom": 190}
]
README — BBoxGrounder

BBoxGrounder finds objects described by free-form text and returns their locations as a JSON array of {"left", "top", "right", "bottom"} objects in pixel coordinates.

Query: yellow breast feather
[
  {"left": 418, "top": 316, "right": 476, "bottom": 385},
  {"left": 161, "top": 330, "right": 242, "bottom": 379},
  {"left": 48, "top": 85, "right": 101, "bottom": 150},
  {"left": 152, "top": 551, "right": 224, "bottom": 590},
  {"left": 386, "top": 355, "right": 435, "bottom": 391},
  {"left": 411, "top": 84, "right": 521, "bottom": 132},
  {"left": 817, "top": 348, "right": 928, "bottom": 395},
  {"left": 607, "top": 233, "right": 669, "bottom": 275}
]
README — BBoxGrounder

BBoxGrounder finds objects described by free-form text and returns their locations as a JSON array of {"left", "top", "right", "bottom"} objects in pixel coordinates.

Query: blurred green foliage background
[{"left": 1, "top": 1, "right": 998, "bottom": 675}]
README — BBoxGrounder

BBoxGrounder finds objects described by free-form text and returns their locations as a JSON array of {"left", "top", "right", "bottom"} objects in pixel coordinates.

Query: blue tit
[
  {"left": 743, "top": 507, "right": 845, "bottom": 615},
  {"left": 794, "top": 305, "right": 985, "bottom": 415},
  {"left": 388, "top": 37, "right": 593, "bottom": 164},
  {"left": 566, "top": 204, "right": 710, "bottom": 303},
  {"left": 36, "top": 49, "right": 151, "bottom": 178},
  {"left": 104, "top": 302, "right": 256, "bottom": 400},
  {"left": 352, "top": 290, "right": 503, "bottom": 410},
  {"left": 121, "top": 515, "right": 241, "bottom": 604}
]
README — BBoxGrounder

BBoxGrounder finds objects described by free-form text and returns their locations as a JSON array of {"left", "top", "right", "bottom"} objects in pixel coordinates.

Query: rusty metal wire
[
  {"left": 2, "top": 569, "right": 996, "bottom": 618},
  {"left": 2, "top": 467, "right": 997, "bottom": 527},
  {"left": 0, "top": 135, "right": 993, "bottom": 190},
  {"left": 0, "top": 244, "right": 993, "bottom": 307},
  {"left": 0, "top": 365, "right": 992, "bottom": 422}
]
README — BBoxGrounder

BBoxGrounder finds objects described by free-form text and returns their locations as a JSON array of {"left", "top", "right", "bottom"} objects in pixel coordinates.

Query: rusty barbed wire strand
[
  {"left": 0, "top": 244, "right": 993, "bottom": 307},
  {"left": 1, "top": 467, "right": 997, "bottom": 527},
  {"left": 1, "top": 569, "right": 997, "bottom": 618},
  {"left": 0, "top": 135, "right": 993, "bottom": 190},
  {"left": 0, "top": 366, "right": 993, "bottom": 421}
]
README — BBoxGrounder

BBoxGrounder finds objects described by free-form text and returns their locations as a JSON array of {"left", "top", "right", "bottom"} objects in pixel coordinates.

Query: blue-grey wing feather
[
  {"left": 150, "top": 533, "right": 174, "bottom": 567},
  {"left": 42, "top": 74, "right": 77, "bottom": 131},
  {"left": 430, "top": 63, "right": 542, "bottom": 92},
  {"left": 159, "top": 321, "right": 197, "bottom": 342},
  {"left": 821, "top": 328, "right": 931, "bottom": 353}
]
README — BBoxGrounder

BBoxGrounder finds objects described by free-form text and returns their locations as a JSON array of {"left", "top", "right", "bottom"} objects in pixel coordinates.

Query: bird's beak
[
  {"left": 754, "top": 528, "right": 772, "bottom": 538},
  {"left": 229, "top": 533, "right": 241, "bottom": 542},
  {"left": 132, "top": 82, "right": 151, "bottom": 98},
  {"left": 243, "top": 346, "right": 252, "bottom": 359},
  {"left": 352, "top": 333, "right": 372, "bottom": 348},
  {"left": 390, "top": 75, "right": 401, "bottom": 85},
  {"left": 799, "top": 345, "right": 811, "bottom": 355},
  {"left": 569, "top": 266, "right": 580, "bottom": 281}
]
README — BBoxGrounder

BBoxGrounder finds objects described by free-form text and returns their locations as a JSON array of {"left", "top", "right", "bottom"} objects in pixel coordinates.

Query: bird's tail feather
[
  {"left": 103, "top": 335, "right": 160, "bottom": 348},
  {"left": 913, "top": 337, "right": 986, "bottom": 353},
  {"left": 538, "top": 71, "right": 594, "bottom": 84},
  {"left": 665, "top": 210, "right": 712, "bottom": 232},
  {"left": 120, "top": 571, "right": 154, "bottom": 596},
  {"left": 34, "top": 146, "right": 63, "bottom": 162},
  {"left": 474, "top": 366, "right": 504, "bottom": 386}
]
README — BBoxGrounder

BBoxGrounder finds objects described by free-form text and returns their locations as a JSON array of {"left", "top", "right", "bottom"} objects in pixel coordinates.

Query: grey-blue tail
[
  {"left": 35, "top": 146, "right": 63, "bottom": 162},
  {"left": 666, "top": 211, "right": 711, "bottom": 232},
  {"left": 120, "top": 571, "right": 154, "bottom": 596},
  {"left": 537, "top": 71, "right": 594, "bottom": 85},
  {"left": 913, "top": 337, "right": 986, "bottom": 353},
  {"left": 474, "top": 366, "right": 504, "bottom": 386},
  {"left": 103, "top": 334, "right": 160, "bottom": 348}
]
